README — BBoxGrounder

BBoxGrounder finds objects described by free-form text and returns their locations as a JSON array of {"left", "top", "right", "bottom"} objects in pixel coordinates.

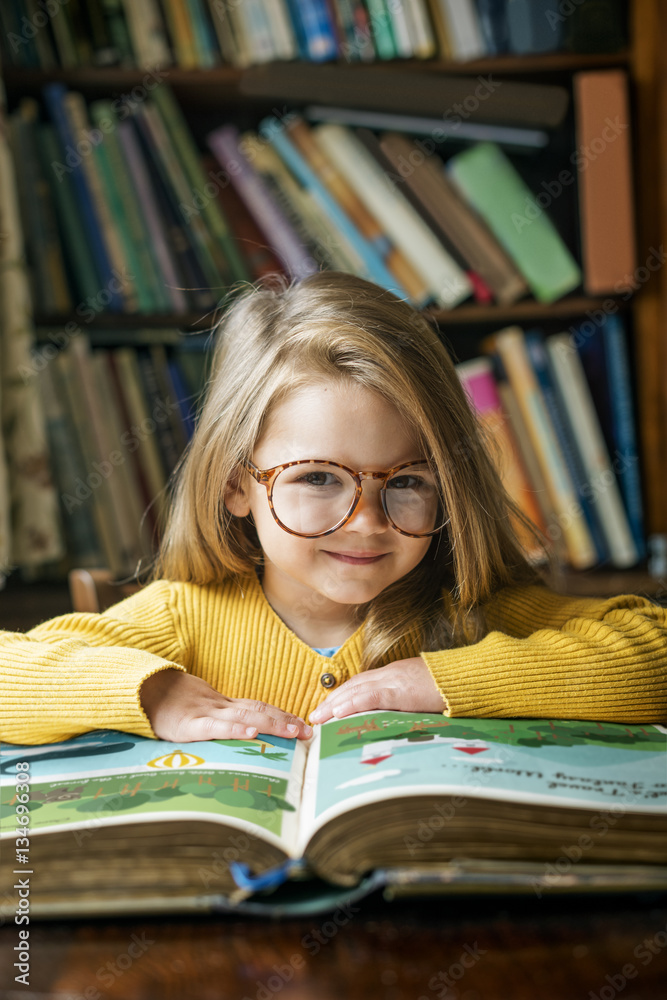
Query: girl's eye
[
  {"left": 297, "top": 472, "right": 339, "bottom": 487},
  {"left": 387, "top": 475, "right": 421, "bottom": 490}
]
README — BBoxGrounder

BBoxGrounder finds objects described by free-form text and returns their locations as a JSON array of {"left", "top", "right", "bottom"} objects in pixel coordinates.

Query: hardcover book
[{"left": 2, "top": 712, "right": 667, "bottom": 919}]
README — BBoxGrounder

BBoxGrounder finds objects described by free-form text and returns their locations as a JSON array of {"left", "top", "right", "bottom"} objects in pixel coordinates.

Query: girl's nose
[{"left": 346, "top": 483, "right": 388, "bottom": 532}]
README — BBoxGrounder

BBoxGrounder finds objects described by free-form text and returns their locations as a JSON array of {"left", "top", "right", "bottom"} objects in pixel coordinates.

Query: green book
[
  {"left": 364, "top": 0, "right": 397, "bottom": 59},
  {"left": 150, "top": 85, "right": 250, "bottom": 284},
  {"left": 37, "top": 124, "right": 102, "bottom": 303},
  {"left": 447, "top": 141, "right": 582, "bottom": 304},
  {"left": 89, "top": 101, "right": 166, "bottom": 312}
]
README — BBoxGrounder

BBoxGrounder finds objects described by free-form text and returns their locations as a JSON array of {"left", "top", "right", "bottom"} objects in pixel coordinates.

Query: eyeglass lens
[{"left": 270, "top": 462, "right": 445, "bottom": 536}]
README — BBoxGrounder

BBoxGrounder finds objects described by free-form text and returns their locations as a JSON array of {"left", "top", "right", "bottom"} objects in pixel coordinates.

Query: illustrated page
[
  {"left": 0, "top": 728, "right": 308, "bottom": 854},
  {"left": 297, "top": 712, "right": 667, "bottom": 853}
]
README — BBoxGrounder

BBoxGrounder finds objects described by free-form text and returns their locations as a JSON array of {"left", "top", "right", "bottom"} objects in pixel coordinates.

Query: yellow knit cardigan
[{"left": 2, "top": 572, "right": 666, "bottom": 744}]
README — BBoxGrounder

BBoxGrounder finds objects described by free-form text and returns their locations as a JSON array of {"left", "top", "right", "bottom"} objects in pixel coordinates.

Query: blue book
[
  {"left": 506, "top": 0, "right": 563, "bottom": 54},
  {"left": 285, "top": 0, "right": 338, "bottom": 61},
  {"left": 475, "top": 0, "right": 509, "bottom": 54},
  {"left": 42, "top": 83, "right": 124, "bottom": 311},
  {"left": 262, "top": 117, "right": 410, "bottom": 300},
  {"left": 597, "top": 316, "right": 645, "bottom": 559},
  {"left": 525, "top": 330, "right": 609, "bottom": 564}
]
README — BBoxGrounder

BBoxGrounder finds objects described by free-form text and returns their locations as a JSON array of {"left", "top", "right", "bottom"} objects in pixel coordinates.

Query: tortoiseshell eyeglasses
[{"left": 242, "top": 458, "right": 449, "bottom": 538}]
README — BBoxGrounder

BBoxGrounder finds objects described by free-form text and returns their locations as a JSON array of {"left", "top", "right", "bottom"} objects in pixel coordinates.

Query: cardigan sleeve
[
  {"left": 420, "top": 586, "right": 667, "bottom": 723},
  {"left": 0, "top": 581, "right": 189, "bottom": 745}
]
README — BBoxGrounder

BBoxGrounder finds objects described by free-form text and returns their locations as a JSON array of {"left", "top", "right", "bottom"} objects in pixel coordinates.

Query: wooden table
[{"left": 1, "top": 890, "right": 666, "bottom": 999}]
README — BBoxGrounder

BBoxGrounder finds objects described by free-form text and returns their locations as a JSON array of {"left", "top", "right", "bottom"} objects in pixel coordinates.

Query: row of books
[
  {"left": 36, "top": 334, "right": 209, "bottom": 578},
  {"left": 461, "top": 313, "right": 644, "bottom": 570},
  {"left": 10, "top": 71, "right": 635, "bottom": 317},
  {"left": 0, "top": 0, "right": 627, "bottom": 72}
]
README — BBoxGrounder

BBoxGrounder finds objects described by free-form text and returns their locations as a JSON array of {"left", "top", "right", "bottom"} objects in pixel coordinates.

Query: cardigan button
[{"left": 320, "top": 673, "right": 337, "bottom": 689}]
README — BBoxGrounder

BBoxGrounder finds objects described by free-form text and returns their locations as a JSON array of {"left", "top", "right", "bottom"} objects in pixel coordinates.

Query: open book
[{"left": 2, "top": 712, "right": 667, "bottom": 918}]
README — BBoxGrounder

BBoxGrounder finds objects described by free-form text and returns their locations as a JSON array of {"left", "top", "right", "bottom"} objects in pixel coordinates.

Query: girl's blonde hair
[{"left": 152, "top": 272, "right": 542, "bottom": 667}]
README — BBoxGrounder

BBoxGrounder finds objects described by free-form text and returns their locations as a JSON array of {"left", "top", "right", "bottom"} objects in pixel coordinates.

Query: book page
[
  {"left": 0, "top": 728, "right": 308, "bottom": 856},
  {"left": 297, "top": 712, "right": 667, "bottom": 855}
]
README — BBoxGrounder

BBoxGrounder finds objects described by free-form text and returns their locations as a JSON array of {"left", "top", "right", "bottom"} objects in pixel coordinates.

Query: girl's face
[{"left": 225, "top": 379, "right": 434, "bottom": 633}]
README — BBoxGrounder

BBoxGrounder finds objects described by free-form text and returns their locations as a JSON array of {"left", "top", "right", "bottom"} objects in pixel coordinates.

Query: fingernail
[
  {"left": 310, "top": 709, "right": 322, "bottom": 722},
  {"left": 245, "top": 727, "right": 257, "bottom": 737},
  {"left": 303, "top": 725, "right": 313, "bottom": 738},
  {"left": 287, "top": 724, "right": 298, "bottom": 735}
]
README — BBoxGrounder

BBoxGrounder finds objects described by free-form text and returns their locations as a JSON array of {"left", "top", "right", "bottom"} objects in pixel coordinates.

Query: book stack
[
  {"left": 457, "top": 314, "right": 645, "bottom": 571},
  {"left": 36, "top": 334, "right": 208, "bottom": 579},
  {"left": 0, "top": 0, "right": 627, "bottom": 70}
]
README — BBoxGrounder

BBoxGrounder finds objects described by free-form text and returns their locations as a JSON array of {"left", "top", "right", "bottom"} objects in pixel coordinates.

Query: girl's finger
[{"left": 211, "top": 704, "right": 313, "bottom": 739}]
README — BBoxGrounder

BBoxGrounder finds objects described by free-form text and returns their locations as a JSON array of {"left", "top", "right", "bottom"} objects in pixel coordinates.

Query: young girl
[{"left": 2, "top": 272, "right": 666, "bottom": 746}]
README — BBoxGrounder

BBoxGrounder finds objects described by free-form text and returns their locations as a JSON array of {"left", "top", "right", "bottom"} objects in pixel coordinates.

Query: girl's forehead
[{"left": 256, "top": 381, "right": 422, "bottom": 464}]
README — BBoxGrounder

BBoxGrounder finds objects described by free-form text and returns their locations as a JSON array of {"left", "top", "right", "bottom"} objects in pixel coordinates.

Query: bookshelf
[{"left": 1, "top": 0, "right": 666, "bottom": 598}]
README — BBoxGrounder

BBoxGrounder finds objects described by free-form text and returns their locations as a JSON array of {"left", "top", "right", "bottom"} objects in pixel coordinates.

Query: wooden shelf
[
  {"left": 1, "top": 52, "right": 631, "bottom": 95},
  {"left": 32, "top": 296, "right": 629, "bottom": 339}
]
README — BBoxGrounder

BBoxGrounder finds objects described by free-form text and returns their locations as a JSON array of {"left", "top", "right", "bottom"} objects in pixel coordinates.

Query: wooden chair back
[{"left": 68, "top": 569, "right": 141, "bottom": 614}]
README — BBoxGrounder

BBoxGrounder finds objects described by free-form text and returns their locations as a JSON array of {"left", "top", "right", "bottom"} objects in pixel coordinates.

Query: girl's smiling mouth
[{"left": 324, "top": 551, "right": 388, "bottom": 564}]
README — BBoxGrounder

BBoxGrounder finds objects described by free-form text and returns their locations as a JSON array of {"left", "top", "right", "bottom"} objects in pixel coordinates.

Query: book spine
[
  {"left": 289, "top": 0, "right": 339, "bottom": 60},
  {"left": 207, "top": 124, "right": 319, "bottom": 279},
  {"left": 546, "top": 332, "right": 639, "bottom": 568},
  {"left": 88, "top": 101, "right": 167, "bottom": 311},
  {"left": 287, "top": 117, "right": 429, "bottom": 304},
  {"left": 36, "top": 123, "right": 102, "bottom": 304},
  {"left": 119, "top": 0, "right": 173, "bottom": 69},
  {"left": 116, "top": 120, "right": 189, "bottom": 312},
  {"left": 363, "top": 0, "right": 396, "bottom": 58},
  {"left": 439, "top": 0, "right": 486, "bottom": 60},
  {"left": 377, "top": 131, "right": 527, "bottom": 305},
  {"left": 314, "top": 123, "right": 471, "bottom": 307},
  {"left": 599, "top": 314, "right": 645, "bottom": 558},
  {"left": 160, "top": 0, "right": 199, "bottom": 66},
  {"left": 186, "top": 0, "right": 219, "bottom": 67},
  {"left": 456, "top": 356, "right": 548, "bottom": 558},
  {"left": 85, "top": 107, "right": 155, "bottom": 312},
  {"left": 42, "top": 82, "right": 124, "bottom": 310},
  {"left": 236, "top": 0, "right": 277, "bottom": 62},
  {"left": 264, "top": 119, "right": 410, "bottom": 298},
  {"left": 524, "top": 330, "right": 609, "bottom": 564},
  {"left": 63, "top": 90, "right": 139, "bottom": 311},
  {"left": 486, "top": 327, "right": 598, "bottom": 569},
  {"left": 149, "top": 84, "right": 250, "bottom": 283},
  {"left": 136, "top": 102, "right": 228, "bottom": 293}
]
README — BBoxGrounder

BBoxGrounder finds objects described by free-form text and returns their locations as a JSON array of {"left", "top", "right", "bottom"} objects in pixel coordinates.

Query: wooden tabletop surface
[{"left": 1, "top": 891, "right": 666, "bottom": 999}]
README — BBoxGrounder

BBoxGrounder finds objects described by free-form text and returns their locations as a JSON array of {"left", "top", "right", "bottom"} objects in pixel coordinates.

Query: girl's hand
[
  {"left": 308, "top": 657, "right": 447, "bottom": 725},
  {"left": 140, "top": 669, "right": 313, "bottom": 743}
]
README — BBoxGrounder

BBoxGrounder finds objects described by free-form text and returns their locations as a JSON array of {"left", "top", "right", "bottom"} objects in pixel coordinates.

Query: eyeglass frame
[{"left": 242, "top": 458, "right": 449, "bottom": 538}]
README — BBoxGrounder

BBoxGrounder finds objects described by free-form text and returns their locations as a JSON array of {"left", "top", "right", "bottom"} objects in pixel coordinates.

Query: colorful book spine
[
  {"left": 207, "top": 124, "right": 319, "bottom": 279},
  {"left": 456, "top": 357, "right": 547, "bottom": 560},
  {"left": 598, "top": 314, "right": 645, "bottom": 558},
  {"left": 116, "top": 120, "right": 189, "bottom": 313},
  {"left": 263, "top": 117, "right": 410, "bottom": 298},
  {"left": 42, "top": 83, "right": 124, "bottom": 310},
  {"left": 546, "top": 332, "right": 639, "bottom": 568},
  {"left": 524, "top": 330, "right": 608, "bottom": 564},
  {"left": 483, "top": 326, "right": 598, "bottom": 570},
  {"left": 287, "top": 0, "right": 339, "bottom": 60},
  {"left": 314, "top": 123, "right": 472, "bottom": 307},
  {"left": 149, "top": 85, "right": 249, "bottom": 284}
]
